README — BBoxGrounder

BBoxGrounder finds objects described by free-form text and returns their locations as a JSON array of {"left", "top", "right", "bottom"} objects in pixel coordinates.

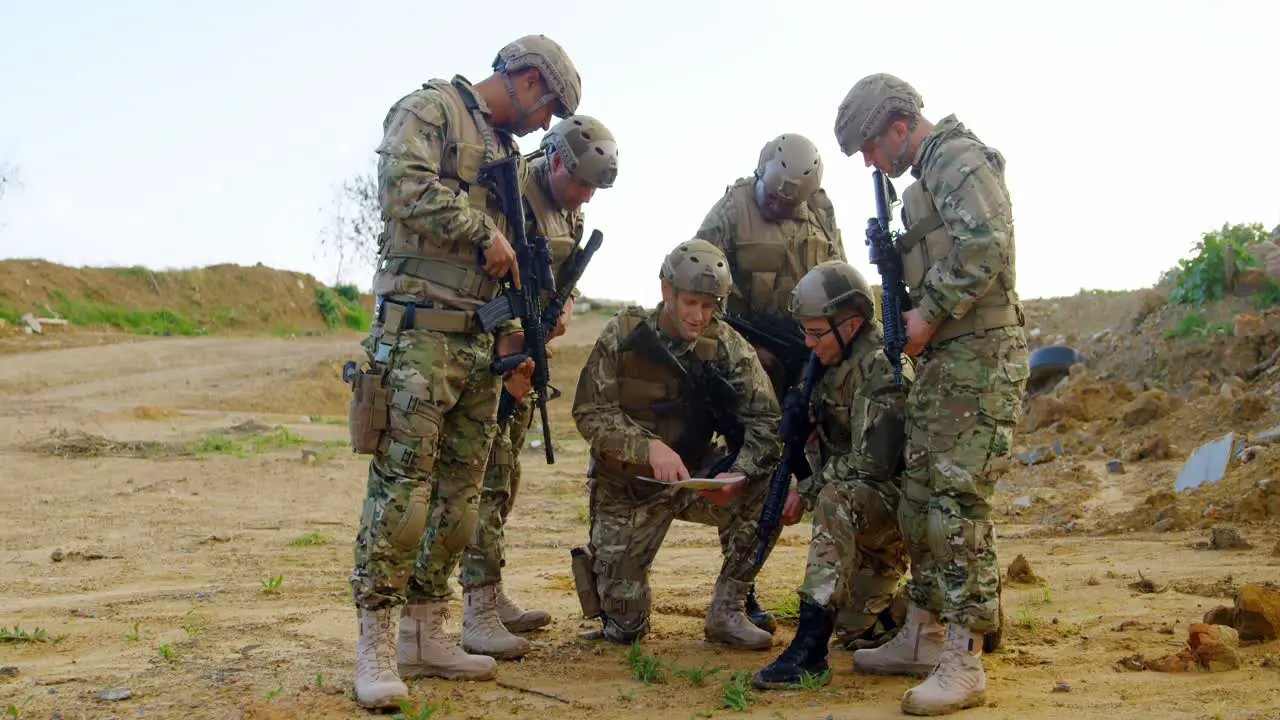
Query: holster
[
  {"left": 570, "top": 545, "right": 602, "bottom": 619},
  {"left": 345, "top": 360, "right": 388, "bottom": 454}
]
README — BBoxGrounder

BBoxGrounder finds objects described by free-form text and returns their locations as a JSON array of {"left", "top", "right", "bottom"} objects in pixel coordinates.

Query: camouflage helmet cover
[
  {"left": 755, "top": 133, "right": 823, "bottom": 203},
  {"left": 493, "top": 34, "right": 582, "bottom": 117},
  {"left": 659, "top": 239, "right": 732, "bottom": 299},
  {"left": 542, "top": 114, "right": 619, "bottom": 188},
  {"left": 833, "top": 73, "right": 923, "bottom": 155},
  {"left": 789, "top": 260, "right": 874, "bottom": 320}
]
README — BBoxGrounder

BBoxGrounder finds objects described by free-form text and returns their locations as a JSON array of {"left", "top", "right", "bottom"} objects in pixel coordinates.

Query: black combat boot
[
  {"left": 745, "top": 583, "right": 777, "bottom": 634},
  {"left": 751, "top": 600, "right": 835, "bottom": 690}
]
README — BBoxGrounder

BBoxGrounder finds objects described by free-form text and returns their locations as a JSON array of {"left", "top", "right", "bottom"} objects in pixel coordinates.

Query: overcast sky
[{"left": 1, "top": 0, "right": 1276, "bottom": 307}]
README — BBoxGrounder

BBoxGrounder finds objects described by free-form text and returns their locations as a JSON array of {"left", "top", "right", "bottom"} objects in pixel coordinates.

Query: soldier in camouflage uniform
[
  {"left": 833, "top": 74, "right": 1029, "bottom": 715},
  {"left": 570, "top": 240, "right": 799, "bottom": 649},
  {"left": 342, "top": 35, "right": 581, "bottom": 710},
  {"left": 414, "top": 115, "right": 620, "bottom": 661},
  {"left": 751, "top": 260, "right": 914, "bottom": 690},
  {"left": 693, "top": 133, "right": 846, "bottom": 633}
]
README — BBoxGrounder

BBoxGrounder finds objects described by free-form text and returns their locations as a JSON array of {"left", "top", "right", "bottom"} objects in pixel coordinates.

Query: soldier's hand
[
  {"left": 781, "top": 488, "right": 804, "bottom": 525},
  {"left": 551, "top": 296, "right": 574, "bottom": 340},
  {"left": 699, "top": 472, "right": 747, "bottom": 506},
  {"left": 503, "top": 357, "right": 535, "bottom": 401},
  {"left": 902, "top": 308, "right": 937, "bottom": 356},
  {"left": 647, "top": 440, "right": 690, "bottom": 483},
  {"left": 483, "top": 231, "right": 522, "bottom": 289}
]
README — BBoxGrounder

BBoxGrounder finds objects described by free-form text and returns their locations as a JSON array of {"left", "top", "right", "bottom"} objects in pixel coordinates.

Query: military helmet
[
  {"left": 755, "top": 134, "right": 823, "bottom": 203},
  {"left": 542, "top": 115, "right": 619, "bottom": 188},
  {"left": 834, "top": 73, "right": 923, "bottom": 156},
  {"left": 493, "top": 35, "right": 582, "bottom": 117},
  {"left": 789, "top": 260, "right": 875, "bottom": 320},
  {"left": 659, "top": 239, "right": 732, "bottom": 299}
]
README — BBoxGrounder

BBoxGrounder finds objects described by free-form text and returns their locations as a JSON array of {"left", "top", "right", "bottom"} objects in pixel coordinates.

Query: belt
[{"left": 378, "top": 297, "right": 477, "bottom": 334}]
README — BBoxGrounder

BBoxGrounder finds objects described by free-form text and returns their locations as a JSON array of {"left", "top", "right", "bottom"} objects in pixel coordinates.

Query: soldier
[
  {"left": 693, "top": 133, "right": 846, "bottom": 631},
  {"left": 414, "top": 114, "right": 620, "bottom": 660},
  {"left": 750, "top": 260, "right": 913, "bottom": 690},
  {"left": 343, "top": 35, "right": 581, "bottom": 710},
  {"left": 570, "top": 239, "right": 801, "bottom": 648},
  {"left": 833, "top": 74, "right": 1028, "bottom": 715}
]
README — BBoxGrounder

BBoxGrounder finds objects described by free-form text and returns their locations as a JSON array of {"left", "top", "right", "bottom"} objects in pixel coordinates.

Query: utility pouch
[
  {"left": 346, "top": 361, "right": 389, "bottom": 454},
  {"left": 570, "top": 545, "right": 602, "bottom": 619}
]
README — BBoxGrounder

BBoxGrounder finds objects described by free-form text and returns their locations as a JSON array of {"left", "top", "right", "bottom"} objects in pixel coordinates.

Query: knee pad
[
  {"left": 387, "top": 484, "right": 432, "bottom": 553},
  {"left": 603, "top": 612, "right": 650, "bottom": 644}
]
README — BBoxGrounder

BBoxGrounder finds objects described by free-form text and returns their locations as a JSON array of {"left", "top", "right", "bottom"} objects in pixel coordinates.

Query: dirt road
[{"left": 1, "top": 327, "right": 1278, "bottom": 719}]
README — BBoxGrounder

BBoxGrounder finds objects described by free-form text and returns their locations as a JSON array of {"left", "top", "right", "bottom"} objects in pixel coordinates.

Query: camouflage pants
[
  {"left": 587, "top": 471, "right": 774, "bottom": 632},
  {"left": 348, "top": 326, "right": 501, "bottom": 609},
  {"left": 413, "top": 398, "right": 532, "bottom": 594},
  {"left": 799, "top": 478, "right": 909, "bottom": 638},
  {"left": 899, "top": 327, "right": 1028, "bottom": 632}
]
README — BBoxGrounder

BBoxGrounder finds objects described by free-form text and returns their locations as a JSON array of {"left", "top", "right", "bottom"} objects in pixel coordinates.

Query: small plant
[
  {"left": 1167, "top": 221, "right": 1271, "bottom": 305},
  {"left": 157, "top": 643, "right": 176, "bottom": 662},
  {"left": 1041, "top": 584, "right": 1053, "bottom": 605},
  {"left": 721, "top": 671, "right": 753, "bottom": 711},
  {"left": 315, "top": 672, "right": 324, "bottom": 688},
  {"left": 1014, "top": 605, "right": 1036, "bottom": 630},
  {"left": 616, "top": 688, "right": 636, "bottom": 702},
  {"left": 622, "top": 639, "right": 667, "bottom": 684},
  {"left": 672, "top": 658, "right": 723, "bottom": 686},
  {"left": 1163, "top": 310, "right": 1232, "bottom": 339},
  {"left": 264, "top": 687, "right": 282, "bottom": 701},
  {"left": 796, "top": 668, "right": 831, "bottom": 690},
  {"left": 0, "top": 625, "right": 61, "bottom": 644},
  {"left": 180, "top": 609, "right": 201, "bottom": 635},
  {"left": 5, "top": 696, "right": 32, "bottom": 719},
  {"left": 768, "top": 595, "right": 801, "bottom": 623},
  {"left": 288, "top": 532, "right": 333, "bottom": 547},
  {"left": 394, "top": 699, "right": 449, "bottom": 720},
  {"left": 260, "top": 574, "right": 284, "bottom": 595},
  {"left": 126, "top": 622, "right": 141, "bottom": 641}
]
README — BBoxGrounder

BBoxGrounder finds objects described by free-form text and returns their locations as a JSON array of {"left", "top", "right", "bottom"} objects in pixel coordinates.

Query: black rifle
[
  {"left": 752, "top": 351, "right": 823, "bottom": 567},
  {"left": 865, "top": 169, "right": 912, "bottom": 385},
  {"left": 722, "top": 311, "right": 809, "bottom": 389},
  {"left": 474, "top": 153, "right": 557, "bottom": 464},
  {"left": 619, "top": 320, "right": 745, "bottom": 469}
]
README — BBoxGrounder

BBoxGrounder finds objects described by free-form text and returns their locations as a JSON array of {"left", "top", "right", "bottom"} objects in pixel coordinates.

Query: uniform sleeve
[
  {"left": 811, "top": 349, "right": 911, "bottom": 494},
  {"left": 571, "top": 317, "right": 659, "bottom": 465},
  {"left": 718, "top": 329, "right": 782, "bottom": 479},
  {"left": 374, "top": 93, "right": 497, "bottom": 251},
  {"left": 916, "top": 146, "right": 1014, "bottom": 325}
]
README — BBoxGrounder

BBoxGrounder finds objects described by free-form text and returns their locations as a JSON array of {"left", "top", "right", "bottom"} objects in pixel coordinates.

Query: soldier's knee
[
  {"left": 925, "top": 504, "right": 995, "bottom": 563},
  {"left": 384, "top": 482, "right": 432, "bottom": 554}
]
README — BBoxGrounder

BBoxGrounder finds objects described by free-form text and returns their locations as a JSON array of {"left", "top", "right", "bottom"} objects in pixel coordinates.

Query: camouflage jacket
[
  {"left": 908, "top": 114, "right": 1017, "bottom": 327},
  {"left": 798, "top": 321, "right": 913, "bottom": 508},
  {"left": 572, "top": 305, "right": 782, "bottom": 480}
]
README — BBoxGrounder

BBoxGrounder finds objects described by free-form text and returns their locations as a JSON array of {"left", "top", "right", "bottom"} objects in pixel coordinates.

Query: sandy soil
[{"left": 2, "top": 319, "right": 1279, "bottom": 720}]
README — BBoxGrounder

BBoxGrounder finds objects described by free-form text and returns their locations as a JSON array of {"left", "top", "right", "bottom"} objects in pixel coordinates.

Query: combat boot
[
  {"left": 493, "top": 581, "right": 552, "bottom": 633},
  {"left": 751, "top": 600, "right": 834, "bottom": 690},
  {"left": 396, "top": 599, "right": 498, "bottom": 680},
  {"left": 461, "top": 584, "right": 534, "bottom": 660},
  {"left": 745, "top": 583, "right": 778, "bottom": 634},
  {"left": 852, "top": 601, "right": 944, "bottom": 677},
  {"left": 354, "top": 607, "right": 409, "bottom": 709},
  {"left": 900, "top": 624, "right": 987, "bottom": 716},
  {"left": 704, "top": 577, "right": 773, "bottom": 650}
]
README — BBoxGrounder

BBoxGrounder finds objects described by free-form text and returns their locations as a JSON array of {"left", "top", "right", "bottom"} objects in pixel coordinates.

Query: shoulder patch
[{"left": 393, "top": 88, "right": 449, "bottom": 129}]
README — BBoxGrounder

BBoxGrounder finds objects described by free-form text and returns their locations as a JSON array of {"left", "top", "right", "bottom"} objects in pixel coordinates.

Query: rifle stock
[{"left": 865, "top": 169, "right": 912, "bottom": 385}]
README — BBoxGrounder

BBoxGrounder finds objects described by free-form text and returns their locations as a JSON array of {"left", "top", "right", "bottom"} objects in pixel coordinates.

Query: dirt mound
[{"left": 0, "top": 259, "right": 372, "bottom": 336}]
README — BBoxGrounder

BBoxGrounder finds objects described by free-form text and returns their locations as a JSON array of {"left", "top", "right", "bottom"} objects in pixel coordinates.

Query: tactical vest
[
  {"left": 522, "top": 161, "right": 580, "bottom": 271},
  {"left": 897, "top": 180, "right": 1022, "bottom": 345},
  {"left": 377, "top": 79, "right": 521, "bottom": 304},
  {"left": 725, "top": 179, "right": 842, "bottom": 318},
  {"left": 608, "top": 309, "right": 721, "bottom": 468},
  {"left": 811, "top": 357, "right": 859, "bottom": 466}
]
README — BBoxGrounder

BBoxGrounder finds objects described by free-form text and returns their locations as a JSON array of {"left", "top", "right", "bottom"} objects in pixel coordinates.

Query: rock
[
  {"left": 1234, "top": 584, "right": 1280, "bottom": 642},
  {"left": 1135, "top": 435, "right": 1172, "bottom": 461},
  {"left": 1006, "top": 554, "right": 1041, "bottom": 584},
  {"left": 1204, "top": 606, "right": 1236, "bottom": 626},
  {"left": 1051, "top": 682, "right": 1070, "bottom": 692},
  {"left": 1193, "top": 640, "right": 1241, "bottom": 672},
  {"left": 1145, "top": 653, "right": 1195, "bottom": 672},
  {"left": 1122, "top": 391, "right": 1165, "bottom": 428},
  {"left": 1106, "top": 459, "right": 1125, "bottom": 474},
  {"left": 1209, "top": 526, "right": 1253, "bottom": 550},
  {"left": 50, "top": 548, "right": 65, "bottom": 562},
  {"left": 94, "top": 687, "right": 132, "bottom": 701},
  {"left": 0, "top": 666, "right": 17, "bottom": 677},
  {"left": 1025, "top": 396, "right": 1083, "bottom": 432}
]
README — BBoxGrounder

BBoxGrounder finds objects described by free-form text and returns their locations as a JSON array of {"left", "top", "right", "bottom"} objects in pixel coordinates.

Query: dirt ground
[{"left": 3, "top": 311, "right": 1280, "bottom": 720}]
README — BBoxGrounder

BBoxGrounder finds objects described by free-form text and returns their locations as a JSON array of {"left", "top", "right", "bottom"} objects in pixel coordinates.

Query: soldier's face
[
  {"left": 860, "top": 121, "right": 912, "bottom": 177},
  {"left": 549, "top": 155, "right": 596, "bottom": 211},
  {"left": 510, "top": 72, "right": 558, "bottom": 136},
  {"left": 753, "top": 180, "right": 798, "bottom": 221},
  {"left": 661, "top": 288, "right": 718, "bottom": 341},
  {"left": 802, "top": 315, "right": 864, "bottom": 365}
]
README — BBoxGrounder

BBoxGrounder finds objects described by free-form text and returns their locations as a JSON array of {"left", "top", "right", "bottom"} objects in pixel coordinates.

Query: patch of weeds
[
  {"left": 314, "top": 673, "right": 324, "bottom": 688},
  {"left": 287, "top": 532, "right": 333, "bottom": 547},
  {"left": 315, "top": 286, "right": 371, "bottom": 331},
  {"left": 180, "top": 610, "right": 201, "bottom": 635},
  {"left": 394, "top": 699, "right": 450, "bottom": 720},
  {"left": 157, "top": 643, "right": 176, "bottom": 662},
  {"left": 4, "top": 696, "right": 32, "bottom": 719},
  {"left": 189, "top": 427, "right": 307, "bottom": 456},
  {"left": 623, "top": 639, "right": 667, "bottom": 684},
  {"left": 796, "top": 668, "right": 831, "bottom": 690},
  {"left": 672, "top": 658, "right": 723, "bottom": 686},
  {"left": 0, "top": 625, "right": 63, "bottom": 644},
  {"left": 0, "top": 305, "right": 21, "bottom": 324},
  {"left": 44, "top": 289, "right": 204, "bottom": 336},
  {"left": 1041, "top": 584, "right": 1053, "bottom": 604},
  {"left": 125, "top": 622, "right": 142, "bottom": 641},
  {"left": 768, "top": 594, "right": 800, "bottom": 623},
  {"left": 1163, "top": 309, "right": 1232, "bottom": 339},
  {"left": 616, "top": 688, "right": 636, "bottom": 702},
  {"left": 574, "top": 503, "right": 589, "bottom": 524},
  {"left": 260, "top": 574, "right": 284, "bottom": 595},
  {"left": 264, "top": 686, "right": 282, "bottom": 701},
  {"left": 721, "top": 671, "right": 753, "bottom": 711},
  {"left": 1014, "top": 605, "right": 1037, "bottom": 630}
]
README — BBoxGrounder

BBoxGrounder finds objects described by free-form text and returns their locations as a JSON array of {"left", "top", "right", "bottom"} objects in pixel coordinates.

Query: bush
[{"left": 1166, "top": 222, "right": 1271, "bottom": 305}]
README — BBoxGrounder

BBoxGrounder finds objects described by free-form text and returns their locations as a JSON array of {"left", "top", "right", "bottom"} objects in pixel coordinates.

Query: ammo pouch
[
  {"left": 346, "top": 361, "right": 389, "bottom": 454},
  {"left": 570, "top": 545, "right": 602, "bottom": 619}
]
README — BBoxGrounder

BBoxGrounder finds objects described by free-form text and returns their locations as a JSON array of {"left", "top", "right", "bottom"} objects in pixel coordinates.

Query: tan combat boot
[
  {"left": 852, "top": 601, "right": 944, "bottom": 676},
  {"left": 900, "top": 624, "right": 987, "bottom": 716},
  {"left": 461, "top": 584, "right": 534, "bottom": 660},
  {"left": 396, "top": 599, "right": 498, "bottom": 680},
  {"left": 354, "top": 607, "right": 409, "bottom": 709},
  {"left": 704, "top": 577, "right": 773, "bottom": 650},
  {"left": 493, "top": 581, "right": 552, "bottom": 632}
]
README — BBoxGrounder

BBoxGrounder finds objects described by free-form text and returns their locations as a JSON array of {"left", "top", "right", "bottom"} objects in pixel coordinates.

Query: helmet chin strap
[{"left": 503, "top": 73, "right": 555, "bottom": 130}]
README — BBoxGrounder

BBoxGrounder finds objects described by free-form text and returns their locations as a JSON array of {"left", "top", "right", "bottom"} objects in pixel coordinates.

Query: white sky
[{"left": 1, "top": 0, "right": 1277, "bottom": 307}]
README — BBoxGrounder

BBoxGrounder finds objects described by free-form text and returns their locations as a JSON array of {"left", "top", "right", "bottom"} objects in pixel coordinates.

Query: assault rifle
[
  {"left": 619, "top": 320, "right": 745, "bottom": 471},
  {"left": 475, "top": 153, "right": 557, "bottom": 464},
  {"left": 865, "top": 169, "right": 911, "bottom": 385},
  {"left": 721, "top": 311, "right": 809, "bottom": 389},
  {"left": 752, "top": 351, "right": 823, "bottom": 567}
]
